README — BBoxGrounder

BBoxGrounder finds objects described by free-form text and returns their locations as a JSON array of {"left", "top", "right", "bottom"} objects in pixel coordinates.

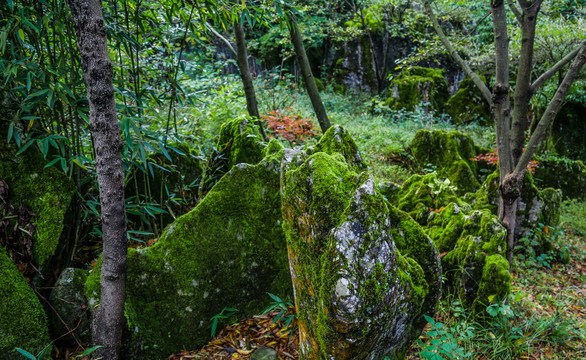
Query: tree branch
[
  {"left": 205, "top": 23, "right": 237, "bottom": 56},
  {"left": 515, "top": 43, "right": 586, "bottom": 176},
  {"left": 507, "top": 0, "right": 522, "bottom": 23},
  {"left": 531, "top": 41, "right": 585, "bottom": 93},
  {"left": 422, "top": 0, "right": 492, "bottom": 103}
]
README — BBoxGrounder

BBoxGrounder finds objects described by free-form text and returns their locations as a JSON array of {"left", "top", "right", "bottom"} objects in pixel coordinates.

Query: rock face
[
  {"left": 385, "top": 67, "right": 449, "bottom": 113},
  {"left": 200, "top": 117, "right": 266, "bottom": 195},
  {"left": 0, "top": 246, "right": 51, "bottom": 359},
  {"left": 48, "top": 268, "right": 91, "bottom": 345},
  {"left": 410, "top": 129, "right": 480, "bottom": 195},
  {"left": 86, "top": 142, "right": 291, "bottom": 359},
  {"left": 281, "top": 126, "right": 441, "bottom": 359}
]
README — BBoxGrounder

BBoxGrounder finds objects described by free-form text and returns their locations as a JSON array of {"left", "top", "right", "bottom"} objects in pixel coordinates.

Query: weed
[
  {"left": 209, "top": 307, "right": 239, "bottom": 338},
  {"left": 417, "top": 315, "right": 475, "bottom": 359}
]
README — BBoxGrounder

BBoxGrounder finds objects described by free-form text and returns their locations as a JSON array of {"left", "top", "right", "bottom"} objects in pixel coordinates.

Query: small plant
[
  {"left": 417, "top": 315, "right": 474, "bottom": 359},
  {"left": 209, "top": 307, "right": 239, "bottom": 338},
  {"left": 262, "top": 109, "right": 320, "bottom": 144},
  {"left": 15, "top": 345, "right": 101, "bottom": 359},
  {"left": 261, "top": 292, "right": 297, "bottom": 336}
]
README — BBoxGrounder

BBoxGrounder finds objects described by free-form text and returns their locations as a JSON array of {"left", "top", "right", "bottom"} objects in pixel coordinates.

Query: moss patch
[
  {"left": 410, "top": 129, "right": 480, "bottom": 195},
  {"left": 0, "top": 122, "right": 75, "bottom": 268},
  {"left": 445, "top": 76, "right": 490, "bottom": 125},
  {"left": 386, "top": 66, "right": 449, "bottom": 112},
  {"left": 0, "top": 246, "right": 51, "bottom": 359}
]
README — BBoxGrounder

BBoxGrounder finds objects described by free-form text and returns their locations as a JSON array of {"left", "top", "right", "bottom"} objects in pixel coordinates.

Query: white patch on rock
[
  {"left": 185, "top": 306, "right": 192, "bottom": 312},
  {"left": 203, "top": 291, "right": 209, "bottom": 299},
  {"left": 335, "top": 278, "right": 350, "bottom": 297}
]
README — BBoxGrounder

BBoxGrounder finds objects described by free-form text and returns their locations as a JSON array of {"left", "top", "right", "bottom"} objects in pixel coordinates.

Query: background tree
[
  {"left": 286, "top": 10, "right": 331, "bottom": 133},
  {"left": 67, "top": 0, "right": 128, "bottom": 358},
  {"left": 423, "top": 0, "right": 586, "bottom": 267}
]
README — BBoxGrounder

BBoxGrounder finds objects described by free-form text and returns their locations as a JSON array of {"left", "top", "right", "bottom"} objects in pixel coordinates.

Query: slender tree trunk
[
  {"left": 67, "top": 0, "right": 128, "bottom": 358},
  {"left": 234, "top": 18, "right": 268, "bottom": 141},
  {"left": 288, "top": 17, "right": 331, "bottom": 133}
]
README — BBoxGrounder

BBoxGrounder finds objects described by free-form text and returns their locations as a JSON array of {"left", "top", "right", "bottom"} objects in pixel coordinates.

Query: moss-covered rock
[
  {"left": 313, "top": 125, "right": 367, "bottom": 172},
  {"left": 469, "top": 170, "right": 562, "bottom": 254},
  {"left": 386, "top": 67, "right": 449, "bottom": 112},
  {"left": 533, "top": 156, "right": 586, "bottom": 199},
  {"left": 383, "top": 172, "right": 468, "bottom": 225},
  {"left": 200, "top": 117, "right": 266, "bottom": 195},
  {"left": 410, "top": 129, "right": 480, "bottom": 195},
  {"left": 445, "top": 76, "right": 490, "bottom": 125},
  {"left": 0, "top": 101, "right": 75, "bottom": 270},
  {"left": 426, "top": 204, "right": 509, "bottom": 312},
  {"left": 48, "top": 268, "right": 91, "bottom": 345},
  {"left": 86, "top": 150, "right": 291, "bottom": 359},
  {"left": 281, "top": 126, "right": 441, "bottom": 359},
  {"left": 0, "top": 246, "right": 51, "bottom": 359}
]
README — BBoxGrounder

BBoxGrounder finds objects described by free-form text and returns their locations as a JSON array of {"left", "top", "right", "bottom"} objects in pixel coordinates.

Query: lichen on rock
[
  {"left": 281, "top": 126, "right": 441, "bottom": 359},
  {"left": 86, "top": 150, "right": 291, "bottom": 359},
  {"left": 0, "top": 246, "right": 51, "bottom": 359}
]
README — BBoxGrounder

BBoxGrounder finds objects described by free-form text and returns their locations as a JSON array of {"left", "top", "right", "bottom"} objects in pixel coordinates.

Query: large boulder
[
  {"left": 281, "top": 126, "right": 441, "bottom": 359},
  {"left": 48, "top": 268, "right": 91, "bottom": 345},
  {"left": 86, "top": 140, "right": 291, "bottom": 359},
  {"left": 0, "top": 246, "right": 51, "bottom": 359},
  {"left": 410, "top": 129, "right": 480, "bottom": 195}
]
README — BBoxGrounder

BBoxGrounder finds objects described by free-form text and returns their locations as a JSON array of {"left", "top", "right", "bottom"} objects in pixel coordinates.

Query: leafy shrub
[
  {"left": 262, "top": 109, "right": 320, "bottom": 144},
  {"left": 417, "top": 315, "right": 475, "bottom": 359}
]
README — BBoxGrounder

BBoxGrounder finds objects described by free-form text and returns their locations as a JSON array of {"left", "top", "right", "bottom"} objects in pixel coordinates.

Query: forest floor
[{"left": 164, "top": 231, "right": 586, "bottom": 360}]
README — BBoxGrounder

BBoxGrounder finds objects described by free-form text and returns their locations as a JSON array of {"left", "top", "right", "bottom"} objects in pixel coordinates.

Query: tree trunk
[
  {"left": 288, "top": 17, "right": 331, "bottom": 133},
  {"left": 233, "top": 18, "right": 268, "bottom": 142},
  {"left": 67, "top": 0, "right": 128, "bottom": 358}
]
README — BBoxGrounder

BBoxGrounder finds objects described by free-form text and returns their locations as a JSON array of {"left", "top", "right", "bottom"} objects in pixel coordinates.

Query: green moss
[
  {"left": 445, "top": 76, "right": 490, "bottom": 125},
  {"left": 410, "top": 129, "right": 480, "bottom": 195},
  {"left": 0, "top": 247, "right": 51, "bottom": 359},
  {"left": 385, "top": 67, "right": 449, "bottom": 112},
  {"left": 87, "top": 152, "right": 291, "bottom": 359},
  {"left": 474, "top": 254, "right": 511, "bottom": 313},
  {"left": 0, "top": 121, "right": 75, "bottom": 267},
  {"left": 200, "top": 117, "right": 266, "bottom": 195},
  {"left": 313, "top": 125, "right": 367, "bottom": 171}
]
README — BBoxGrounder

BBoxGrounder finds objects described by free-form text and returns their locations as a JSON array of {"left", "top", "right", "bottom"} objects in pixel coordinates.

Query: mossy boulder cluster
[
  {"left": 385, "top": 172, "right": 510, "bottom": 313},
  {"left": 281, "top": 126, "right": 441, "bottom": 359},
  {"left": 0, "top": 246, "right": 51, "bottom": 359},
  {"left": 86, "top": 140, "right": 291, "bottom": 359},
  {"left": 386, "top": 66, "right": 449, "bottom": 112},
  {"left": 410, "top": 129, "right": 480, "bottom": 195}
]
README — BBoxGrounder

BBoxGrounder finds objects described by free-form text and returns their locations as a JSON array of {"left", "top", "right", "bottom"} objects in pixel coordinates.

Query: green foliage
[
  {"left": 417, "top": 315, "right": 475, "bottom": 359},
  {"left": 560, "top": 199, "right": 586, "bottom": 236},
  {"left": 209, "top": 307, "right": 239, "bottom": 338}
]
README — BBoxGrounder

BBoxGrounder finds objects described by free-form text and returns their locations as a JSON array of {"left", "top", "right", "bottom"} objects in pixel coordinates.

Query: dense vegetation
[{"left": 1, "top": 0, "right": 585, "bottom": 359}]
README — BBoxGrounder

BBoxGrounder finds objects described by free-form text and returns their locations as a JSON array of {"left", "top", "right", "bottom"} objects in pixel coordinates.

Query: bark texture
[
  {"left": 234, "top": 18, "right": 268, "bottom": 141},
  {"left": 67, "top": 0, "right": 128, "bottom": 358},
  {"left": 288, "top": 17, "right": 331, "bottom": 133}
]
